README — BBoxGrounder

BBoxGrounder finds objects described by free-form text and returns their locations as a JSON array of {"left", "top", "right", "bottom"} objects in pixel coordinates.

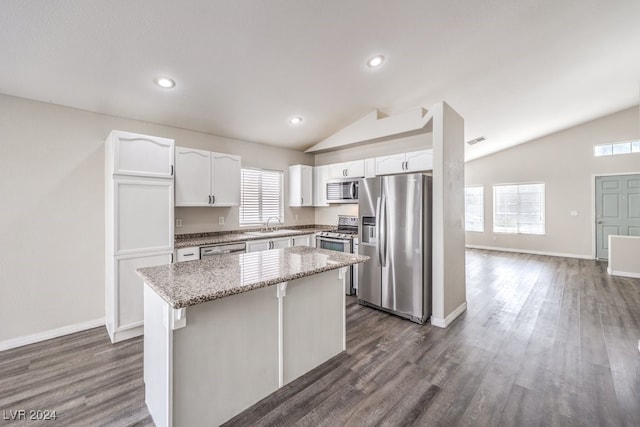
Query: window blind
[
  {"left": 493, "top": 183, "right": 545, "bottom": 234},
  {"left": 464, "top": 186, "right": 484, "bottom": 232},
  {"left": 240, "top": 168, "right": 283, "bottom": 225}
]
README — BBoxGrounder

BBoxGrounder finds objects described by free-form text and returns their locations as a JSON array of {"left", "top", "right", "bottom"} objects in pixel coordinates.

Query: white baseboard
[
  {"left": 0, "top": 318, "right": 105, "bottom": 352},
  {"left": 465, "top": 244, "right": 593, "bottom": 260},
  {"left": 431, "top": 301, "right": 467, "bottom": 328},
  {"left": 607, "top": 268, "right": 640, "bottom": 279}
]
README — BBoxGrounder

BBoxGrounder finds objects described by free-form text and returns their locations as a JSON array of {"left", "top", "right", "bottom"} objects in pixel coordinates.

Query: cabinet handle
[
  {"left": 301, "top": 197, "right": 303, "bottom": 205},
  {"left": 184, "top": 253, "right": 195, "bottom": 256},
  {"left": 208, "top": 195, "right": 212, "bottom": 204},
  {"left": 171, "top": 253, "right": 174, "bottom": 263},
  {"left": 212, "top": 195, "right": 216, "bottom": 205},
  {"left": 170, "top": 165, "right": 174, "bottom": 176}
]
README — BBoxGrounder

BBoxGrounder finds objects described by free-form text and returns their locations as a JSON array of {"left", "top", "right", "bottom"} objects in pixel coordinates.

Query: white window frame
[
  {"left": 493, "top": 182, "right": 545, "bottom": 235},
  {"left": 464, "top": 185, "right": 484, "bottom": 232},
  {"left": 594, "top": 140, "right": 640, "bottom": 157},
  {"left": 239, "top": 168, "right": 284, "bottom": 226}
]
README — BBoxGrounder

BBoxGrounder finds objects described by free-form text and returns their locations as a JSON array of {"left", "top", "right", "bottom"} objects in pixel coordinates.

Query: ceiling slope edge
[{"left": 305, "top": 107, "right": 433, "bottom": 153}]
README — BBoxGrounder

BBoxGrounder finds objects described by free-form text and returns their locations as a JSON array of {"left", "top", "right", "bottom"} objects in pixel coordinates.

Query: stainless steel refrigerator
[{"left": 358, "top": 173, "right": 432, "bottom": 324}]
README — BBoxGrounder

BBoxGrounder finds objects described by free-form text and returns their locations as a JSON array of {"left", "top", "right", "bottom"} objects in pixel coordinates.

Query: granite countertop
[
  {"left": 137, "top": 246, "right": 369, "bottom": 309},
  {"left": 174, "top": 226, "right": 335, "bottom": 249}
]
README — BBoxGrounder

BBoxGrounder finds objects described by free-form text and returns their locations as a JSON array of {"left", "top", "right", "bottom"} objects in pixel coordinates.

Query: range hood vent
[{"left": 466, "top": 136, "right": 486, "bottom": 145}]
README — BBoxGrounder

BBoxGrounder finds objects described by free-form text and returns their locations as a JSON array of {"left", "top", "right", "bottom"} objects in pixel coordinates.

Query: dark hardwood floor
[{"left": 2, "top": 249, "right": 639, "bottom": 426}]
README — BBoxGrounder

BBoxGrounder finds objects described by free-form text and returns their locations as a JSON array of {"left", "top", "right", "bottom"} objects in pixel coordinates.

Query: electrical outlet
[
  {"left": 176, "top": 219, "right": 182, "bottom": 228},
  {"left": 218, "top": 217, "right": 224, "bottom": 225}
]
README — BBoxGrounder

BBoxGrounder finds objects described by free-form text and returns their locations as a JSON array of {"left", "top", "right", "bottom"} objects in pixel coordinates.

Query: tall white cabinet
[
  {"left": 105, "top": 130, "right": 174, "bottom": 343},
  {"left": 175, "top": 147, "right": 241, "bottom": 207},
  {"left": 289, "top": 165, "right": 313, "bottom": 207}
]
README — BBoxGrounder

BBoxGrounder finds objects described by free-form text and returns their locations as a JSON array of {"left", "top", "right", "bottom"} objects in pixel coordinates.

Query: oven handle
[{"left": 316, "top": 236, "right": 351, "bottom": 246}]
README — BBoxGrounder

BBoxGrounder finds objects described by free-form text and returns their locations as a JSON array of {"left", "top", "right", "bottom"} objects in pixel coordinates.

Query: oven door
[
  {"left": 315, "top": 236, "right": 350, "bottom": 252},
  {"left": 316, "top": 236, "right": 354, "bottom": 295}
]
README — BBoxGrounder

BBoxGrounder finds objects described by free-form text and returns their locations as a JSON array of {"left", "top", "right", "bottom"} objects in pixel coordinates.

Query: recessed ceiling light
[
  {"left": 289, "top": 116, "right": 303, "bottom": 125},
  {"left": 367, "top": 55, "right": 385, "bottom": 68},
  {"left": 154, "top": 76, "right": 175, "bottom": 89}
]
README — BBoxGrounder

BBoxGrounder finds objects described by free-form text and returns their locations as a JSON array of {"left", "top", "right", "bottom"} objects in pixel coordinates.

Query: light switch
[{"left": 218, "top": 217, "right": 224, "bottom": 225}]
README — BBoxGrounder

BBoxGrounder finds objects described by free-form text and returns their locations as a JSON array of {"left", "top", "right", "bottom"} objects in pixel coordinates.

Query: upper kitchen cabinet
[
  {"left": 107, "top": 130, "right": 174, "bottom": 178},
  {"left": 375, "top": 149, "right": 433, "bottom": 175},
  {"left": 313, "top": 165, "right": 329, "bottom": 207},
  {"left": 289, "top": 165, "right": 313, "bottom": 207},
  {"left": 175, "top": 147, "right": 241, "bottom": 207},
  {"left": 327, "top": 160, "right": 365, "bottom": 179}
]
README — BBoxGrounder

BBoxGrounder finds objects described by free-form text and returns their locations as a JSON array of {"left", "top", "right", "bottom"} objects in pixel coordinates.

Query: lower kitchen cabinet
[
  {"left": 291, "top": 234, "right": 313, "bottom": 247},
  {"left": 246, "top": 236, "right": 291, "bottom": 252}
]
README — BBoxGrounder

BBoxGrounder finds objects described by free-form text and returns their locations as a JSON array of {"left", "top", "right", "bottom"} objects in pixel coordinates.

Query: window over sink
[{"left": 240, "top": 168, "right": 284, "bottom": 226}]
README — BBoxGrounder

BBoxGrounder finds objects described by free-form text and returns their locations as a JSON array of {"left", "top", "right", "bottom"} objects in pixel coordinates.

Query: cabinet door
[
  {"left": 272, "top": 237, "right": 291, "bottom": 249},
  {"left": 246, "top": 240, "right": 270, "bottom": 253},
  {"left": 175, "top": 147, "right": 211, "bottom": 206},
  {"left": 289, "top": 165, "right": 303, "bottom": 207},
  {"left": 115, "top": 179, "right": 173, "bottom": 255},
  {"left": 328, "top": 163, "right": 346, "bottom": 179},
  {"left": 211, "top": 153, "right": 241, "bottom": 206},
  {"left": 345, "top": 160, "right": 365, "bottom": 178},
  {"left": 301, "top": 166, "right": 313, "bottom": 206},
  {"left": 405, "top": 149, "right": 433, "bottom": 172},
  {"left": 115, "top": 252, "right": 172, "bottom": 332},
  {"left": 313, "top": 165, "right": 329, "bottom": 207},
  {"left": 291, "top": 234, "right": 312, "bottom": 247},
  {"left": 364, "top": 158, "right": 376, "bottom": 178},
  {"left": 111, "top": 131, "right": 174, "bottom": 178},
  {"left": 375, "top": 153, "right": 405, "bottom": 176}
]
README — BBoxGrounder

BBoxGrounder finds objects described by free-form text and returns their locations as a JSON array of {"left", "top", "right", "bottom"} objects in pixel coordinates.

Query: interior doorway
[{"left": 594, "top": 174, "right": 640, "bottom": 259}]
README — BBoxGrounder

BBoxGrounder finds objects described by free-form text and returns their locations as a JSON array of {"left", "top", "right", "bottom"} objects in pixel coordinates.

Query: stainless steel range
[{"left": 316, "top": 215, "right": 359, "bottom": 295}]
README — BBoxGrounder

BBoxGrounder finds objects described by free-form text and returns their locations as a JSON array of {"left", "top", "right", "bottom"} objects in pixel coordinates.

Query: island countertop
[{"left": 137, "top": 246, "right": 369, "bottom": 309}]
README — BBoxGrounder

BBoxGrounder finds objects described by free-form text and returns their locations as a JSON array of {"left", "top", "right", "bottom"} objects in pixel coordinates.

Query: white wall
[
  {"left": 0, "top": 94, "right": 313, "bottom": 344},
  {"left": 465, "top": 106, "right": 640, "bottom": 258}
]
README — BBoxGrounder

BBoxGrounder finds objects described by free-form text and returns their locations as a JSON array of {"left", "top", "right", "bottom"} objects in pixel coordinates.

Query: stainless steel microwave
[{"left": 326, "top": 178, "right": 359, "bottom": 203}]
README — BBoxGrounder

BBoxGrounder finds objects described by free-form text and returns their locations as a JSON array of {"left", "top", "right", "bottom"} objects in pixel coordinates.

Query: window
[
  {"left": 464, "top": 186, "right": 484, "bottom": 232},
  {"left": 493, "top": 183, "right": 545, "bottom": 234},
  {"left": 594, "top": 140, "right": 640, "bottom": 157},
  {"left": 240, "top": 168, "right": 283, "bottom": 226}
]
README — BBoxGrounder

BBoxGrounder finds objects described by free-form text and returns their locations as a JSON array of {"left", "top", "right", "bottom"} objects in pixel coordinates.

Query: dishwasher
[{"left": 200, "top": 242, "right": 246, "bottom": 258}]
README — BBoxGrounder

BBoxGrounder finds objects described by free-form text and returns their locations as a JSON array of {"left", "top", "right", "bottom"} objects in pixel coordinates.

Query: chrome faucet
[{"left": 265, "top": 217, "right": 282, "bottom": 231}]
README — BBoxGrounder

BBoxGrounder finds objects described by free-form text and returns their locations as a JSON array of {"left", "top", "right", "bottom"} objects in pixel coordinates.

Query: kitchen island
[{"left": 137, "top": 246, "right": 368, "bottom": 427}]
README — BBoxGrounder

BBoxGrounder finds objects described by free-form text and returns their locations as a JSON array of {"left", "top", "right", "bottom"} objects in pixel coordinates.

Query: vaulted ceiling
[{"left": 1, "top": 0, "right": 639, "bottom": 160}]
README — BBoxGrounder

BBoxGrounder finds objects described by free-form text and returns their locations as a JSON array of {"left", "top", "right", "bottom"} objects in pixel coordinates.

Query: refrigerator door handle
[
  {"left": 380, "top": 194, "right": 387, "bottom": 267},
  {"left": 376, "top": 196, "right": 383, "bottom": 266}
]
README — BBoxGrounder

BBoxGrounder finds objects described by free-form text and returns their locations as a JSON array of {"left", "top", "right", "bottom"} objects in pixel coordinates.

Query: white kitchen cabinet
[
  {"left": 405, "top": 149, "right": 433, "bottom": 172},
  {"left": 364, "top": 158, "right": 376, "bottom": 178},
  {"left": 175, "top": 147, "right": 241, "bottom": 207},
  {"left": 176, "top": 247, "right": 200, "bottom": 262},
  {"left": 105, "top": 131, "right": 174, "bottom": 344},
  {"left": 246, "top": 237, "right": 291, "bottom": 253},
  {"left": 211, "top": 153, "right": 241, "bottom": 206},
  {"left": 313, "top": 165, "right": 329, "bottom": 207},
  {"left": 375, "top": 149, "right": 433, "bottom": 175},
  {"left": 327, "top": 160, "right": 365, "bottom": 179},
  {"left": 108, "top": 130, "right": 174, "bottom": 178},
  {"left": 289, "top": 165, "right": 313, "bottom": 207},
  {"left": 114, "top": 179, "right": 174, "bottom": 255},
  {"left": 291, "top": 234, "right": 313, "bottom": 247},
  {"left": 375, "top": 153, "right": 406, "bottom": 175}
]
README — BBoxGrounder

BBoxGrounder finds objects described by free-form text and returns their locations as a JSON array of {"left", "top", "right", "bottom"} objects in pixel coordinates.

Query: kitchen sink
[{"left": 245, "top": 229, "right": 299, "bottom": 237}]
